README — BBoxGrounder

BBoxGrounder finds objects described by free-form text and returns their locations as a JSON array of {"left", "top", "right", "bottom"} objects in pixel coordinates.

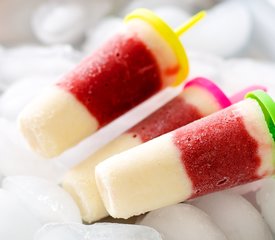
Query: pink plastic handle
[
  {"left": 184, "top": 78, "right": 268, "bottom": 109},
  {"left": 229, "top": 85, "right": 267, "bottom": 104},
  {"left": 184, "top": 77, "right": 231, "bottom": 109}
]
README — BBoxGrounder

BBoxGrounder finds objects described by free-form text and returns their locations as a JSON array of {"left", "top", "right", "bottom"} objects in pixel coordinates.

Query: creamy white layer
[
  {"left": 95, "top": 133, "right": 193, "bottom": 219},
  {"left": 62, "top": 133, "right": 141, "bottom": 222},
  {"left": 18, "top": 86, "right": 98, "bottom": 158},
  {"left": 237, "top": 99, "right": 274, "bottom": 176},
  {"left": 182, "top": 85, "right": 222, "bottom": 116}
]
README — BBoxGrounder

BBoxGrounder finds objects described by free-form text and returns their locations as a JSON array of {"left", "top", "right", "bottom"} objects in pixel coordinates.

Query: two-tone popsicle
[
  {"left": 62, "top": 77, "right": 266, "bottom": 222},
  {"left": 18, "top": 9, "right": 205, "bottom": 158},
  {"left": 95, "top": 90, "right": 275, "bottom": 219}
]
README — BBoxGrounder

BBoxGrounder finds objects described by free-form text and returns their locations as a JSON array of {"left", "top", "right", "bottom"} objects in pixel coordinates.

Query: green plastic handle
[{"left": 245, "top": 90, "right": 275, "bottom": 141}]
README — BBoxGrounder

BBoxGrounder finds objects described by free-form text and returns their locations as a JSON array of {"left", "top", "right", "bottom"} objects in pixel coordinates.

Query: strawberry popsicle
[
  {"left": 18, "top": 10, "right": 205, "bottom": 158},
  {"left": 95, "top": 90, "right": 275, "bottom": 219},
  {"left": 62, "top": 77, "right": 265, "bottom": 222}
]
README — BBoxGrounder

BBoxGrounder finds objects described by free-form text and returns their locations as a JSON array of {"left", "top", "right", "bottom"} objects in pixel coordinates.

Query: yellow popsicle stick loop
[{"left": 124, "top": 9, "right": 206, "bottom": 86}]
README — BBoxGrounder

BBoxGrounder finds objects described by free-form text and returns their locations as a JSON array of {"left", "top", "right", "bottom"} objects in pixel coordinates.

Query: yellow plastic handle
[
  {"left": 125, "top": 9, "right": 206, "bottom": 86},
  {"left": 175, "top": 11, "right": 206, "bottom": 37}
]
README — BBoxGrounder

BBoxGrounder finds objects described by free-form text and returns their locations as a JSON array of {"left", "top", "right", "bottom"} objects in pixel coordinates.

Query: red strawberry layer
[
  {"left": 173, "top": 105, "right": 261, "bottom": 198},
  {"left": 57, "top": 34, "right": 162, "bottom": 127},
  {"left": 128, "top": 96, "right": 202, "bottom": 142}
]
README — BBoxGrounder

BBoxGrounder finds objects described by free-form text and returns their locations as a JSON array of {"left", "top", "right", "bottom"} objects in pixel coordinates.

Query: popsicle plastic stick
[
  {"left": 175, "top": 11, "right": 206, "bottom": 37},
  {"left": 184, "top": 77, "right": 231, "bottom": 109},
  {"left": 246, "top": 90, "right": 275, "bottom": 141},
  {"left": 230, "top": 85, "right": 267, "bottom": 104}
]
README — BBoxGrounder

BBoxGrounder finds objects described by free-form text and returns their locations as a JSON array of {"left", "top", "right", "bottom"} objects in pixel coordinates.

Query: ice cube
[
  {"left": 193, "top": 192, "right": 273, "bottom": 240},
  {"left": 35, "top": 222, "right": 163, "bottom": 240},
  {"left": 0, "top": 189, "right": 41, "bottom": 240},
  {"left": 153, "top": 6, "right": 190, "bottom": 28},
  {"left": 83, "top": 17, "right": 124, "bottom": 54},
  {"left": 32, "top": 0, "right": 115, "bottom": 45},
  {"left": 227, "top": 180, "right": 265, "bottom": 211},
  {"left": 0, "top": 0, "right": 39, "bottom": 44},
  {"left": 181, "top": 0, "right": 252, "bottom": 57},
  {"left": 187, "top": 51, "right": 224, "bottom": 83},
  {"left": 3, "top": 176, "right": 81, "bottom": 224},
  {"left": 0, "top": 45, "right": 81, "bottom": 88},
  {"left": 248, "top": 0, "right": 275, "bottom": 60},
  {"left": 220, "top": 58, "right": 275, "bottom": 97},
  {"left": 0, "top": 75, "right": 55, "bottom": 120},
  {"left": 0, "top": 118, "right": 64, "bottom": 181},
  {"left": 256, "top": 178, "right": 275, "bottom": 234},
  {"left": 228, "top": 179, "right": 264, "bottom": 195},
  {"left": 32, "top": 1, "right": 86, "bottom": 45},
  {"left": 138, "top": 203, "right": 227, "bottom": 240},
  {"left": 241, "top": 191, "right": 261, "bottom": 212}
]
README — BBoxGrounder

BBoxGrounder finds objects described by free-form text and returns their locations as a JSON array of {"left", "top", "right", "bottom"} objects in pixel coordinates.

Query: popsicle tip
[{"left": 175, "top": 10, "right": 206, "bottom": 37}]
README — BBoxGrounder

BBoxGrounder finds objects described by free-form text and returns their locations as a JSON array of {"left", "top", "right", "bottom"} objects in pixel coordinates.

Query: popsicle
[
  {"left": 62, "top": 77, "right": 266, "bottom": 222},
  {"left": 18, "top": 9, "right": 205, "bottom": 158},
  {"left": 95, "top": 90, "right": 275, "bottom": 219}
]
